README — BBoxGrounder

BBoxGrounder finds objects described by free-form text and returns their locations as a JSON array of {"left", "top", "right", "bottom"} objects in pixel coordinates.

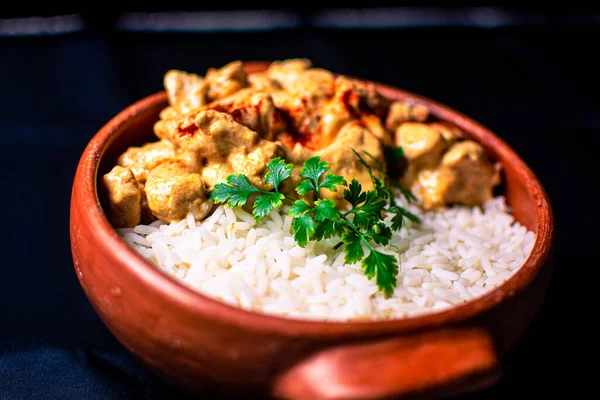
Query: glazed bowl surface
[{"left": 70, "top": 62, "right": 554, "bottom": 400}]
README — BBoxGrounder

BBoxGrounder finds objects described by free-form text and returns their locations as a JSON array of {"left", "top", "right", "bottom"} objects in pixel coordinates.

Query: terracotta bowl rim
[{"left": 72, "top": 67, "right": 554, "bottom": 337}]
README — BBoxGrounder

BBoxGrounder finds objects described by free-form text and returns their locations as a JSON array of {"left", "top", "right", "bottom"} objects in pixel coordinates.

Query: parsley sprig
[
  {"left": 209, "top": 150, "right": 420, "bottom": 297},
  {"left": 209, "top": 157, "right": 296, "bottom": 220}
]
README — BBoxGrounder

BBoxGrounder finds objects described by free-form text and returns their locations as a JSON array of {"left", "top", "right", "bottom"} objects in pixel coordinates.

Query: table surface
[{"left": 0, "top": 19, "right": 597, "bottom": 399}]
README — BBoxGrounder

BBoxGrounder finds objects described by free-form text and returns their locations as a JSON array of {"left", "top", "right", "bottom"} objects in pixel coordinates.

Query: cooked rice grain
[{"left": 119, "top": 195, "right": 535, "bottom": 321}]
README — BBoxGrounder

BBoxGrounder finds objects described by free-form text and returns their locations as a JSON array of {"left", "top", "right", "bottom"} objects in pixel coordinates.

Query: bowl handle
[{"left": 272, "top": 327, "right": 500, "bottom": 400}]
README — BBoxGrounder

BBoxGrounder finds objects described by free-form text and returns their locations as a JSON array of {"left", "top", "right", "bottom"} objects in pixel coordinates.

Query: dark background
[{"left": 1, "top": 4, "right": 597, "bottom": 399}]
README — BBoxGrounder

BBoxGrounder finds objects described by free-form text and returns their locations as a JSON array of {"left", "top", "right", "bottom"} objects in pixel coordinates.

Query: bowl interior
[{"left": 90, "top": 68, "right": 552, "bottom": 332}]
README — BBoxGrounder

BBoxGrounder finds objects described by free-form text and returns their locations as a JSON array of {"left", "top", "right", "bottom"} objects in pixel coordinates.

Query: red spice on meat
[
  {"left": 340, "top": 89, "right": 362, "bottom": 118},
  {"left": 228, "top": 107, "right": 245, "bottom": 122},
  {"left": 210, "top": 101, "right": 261, "bottom": 127},
  {"left": 272, "top": 108, "right": 283, "bottom": 124},
  {"left": 178, "top": 123, "right": 198, "bottom": 137},
  {"left": 276, "top": 108, "right": 318, "bottom": 150}
]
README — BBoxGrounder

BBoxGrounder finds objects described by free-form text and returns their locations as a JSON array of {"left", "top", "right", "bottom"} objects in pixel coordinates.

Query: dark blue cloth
[{"left": 1, "top": 22, "right": 596, "bottom": 399}]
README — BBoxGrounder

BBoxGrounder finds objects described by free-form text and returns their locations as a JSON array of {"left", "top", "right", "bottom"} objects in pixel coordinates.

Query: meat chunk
[
  {"left": 155, "top": 109, "right": 285, "bottom": 191},
  {"left": 139, "top": 189, "right": 157, "bottom": 224},
  {"left": 173, "top": 149, "right": 205, "bottom": 174},
  {"left": 248, "top": 72, "right": 283, "bottom": 92},
  {"left": 144, "top": 160, "right": 213, "bottom": 222},
  {"left": 415, "top": 140, "right": 501, "bottom": 209},
  {"left": 117, "top": 140, "right": 176, "bottom": 183},
  {"left": 413, "top": 168, "right": 456, "bottom": 210},
  {"left": 315, "top": 121, "right": 385, "bottom": 201},
  {"left": 112, "top": 59, "right": 505, "bottom": 226},
  {"left": 430, "top": 121, "right": 464, "bottom": 145},
  {"left": 159, "top": 106, "right": 179, "bottom": 120},
  {"left": 204, "top": 60, "right": 249, "bottom": 102},
  {"left": 333, "top": 76, "right": 391, "bottom": 117},
  {"left": 207, "top": 88, "right": 286, "bottom": 140},
  {"left": 395, "top": 122, "right": 448, "bottom": 188},
  {"left": 313, "top": 91, "right": 353, "bottom": 150},
  {"left": 286, "top": 68, "right": 335, "bottom": 100},
  {"left": 396, "top": 121, "right": 501, "bottom": 209},
  {"left": 439, "top": 140, "right": 501, "bottom": 205},
  {"left": 270, "top": 70, "right": 335, "bottom": 147},
  {"left": 160, "top": 61, "right": 250, "bottom": 121},
  {"left": 228, "top": 140, "right": 286, "bottom": 190},
  {"left": 164, "top": 70, "right": 207, "bottom": 115},
  {"left": 395, "top": 122, "right": 447, "bottom": 168},
  {"left": 316, "top": 76, "right": 393, "bottom": 147},
  {"left": 157, "top": 109, "right": 260, "bottom": 158},
  {"left": 155, "top": 61, "right": 251, "bottom": 140},
  {"left": 385, "top": 101, "right": 430, "bottom": 131},
  {"left": 270, "top": 90, "right": 315, "bottom": 143},
  {"left": 266, "top": 58, "right": 312, "bottom": 89},
  {"left": 292, "top": 76, "right": 392, "bottom": 151},
  {"left": 359, "top": 114, "right": 392, "bottom": 147},
  {"left": 103, "top": 166, "right": 142, "bottom": 228},
  {"left": 200, "top": 164, "right": 234, "bottom": 190},
  {"left": 188, "top": 140, "right": 283, "bottom": 190}
]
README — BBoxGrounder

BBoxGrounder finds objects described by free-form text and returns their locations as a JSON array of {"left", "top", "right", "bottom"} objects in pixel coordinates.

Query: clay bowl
[{"left": 70, "top": 62, "right": 554, "bottom": 400}]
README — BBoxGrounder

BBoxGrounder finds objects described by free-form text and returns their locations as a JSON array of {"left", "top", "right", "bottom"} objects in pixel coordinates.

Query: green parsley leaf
[
  {"left": 319, "top": 174, "right": 347, "bottom": 192},
  {"left": 394, "top": 146, "right": 405, "bottom": 162},
  {"left": 313, "top": 199, "right": 339, "bottom": 222},
  {"left": 390, "top": 211, "right": 404, "bottom": 231},
  {"left": 362, "top": 250, "right": 397, "bottom": 298},
  {"left": 209, "top": 159, "right": 296, "bottom": 221},
  {"left": 352, "top": 212, "right": 376, "bottom": 232},
  {"left": 313, "top": 219, "right": 346, "bottom": 241},
  {"left": 209, "top": 174, "right": 259, "bottom": 208},
  {"left": 300, "top": 156, "right": 330, "bottom": 190},
  {"left": 375, "top": 183, "right": 396, "bottom": 204},
  {"left": 350, "top": 190, "right": 387, "bottom": 230},
  {"left": 288, "top": 199, "right": 312, "bottom": 218},
  {"left": 265, "top": 157, "right": 294, "bottom": 191},
  {"left": 253, "top": 192, "right": 285, "bottom": 220},
  {"left": 295, "top": 179, "right": 317, "bottom": 196},
  {"left": 354, "top": 190, "right": 387, "bottom": 216},
  {"left": 292, "top": 214, "right": 315, "bottom": 247},
  {"left": 366, "top": 222, "right": 393, "bottom": 246},
  {"left": 342, "top": 231, "right": 364, "bottom": 264},
  {"left": 289, "top": 200, "right": 315, "bottom": 247},
  {"left": 343, "top": 179, "right": 366, "bottom": 207}
]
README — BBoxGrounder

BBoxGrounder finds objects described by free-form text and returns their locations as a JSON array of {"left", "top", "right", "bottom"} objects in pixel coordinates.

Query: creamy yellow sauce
[{"left": 103, "top": 59, "right": 501, "bottom": 228}]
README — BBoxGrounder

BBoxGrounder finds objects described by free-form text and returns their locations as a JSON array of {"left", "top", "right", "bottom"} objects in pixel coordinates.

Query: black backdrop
[{"left": 1, "top": 6, "right": 597, "bottom": 399}]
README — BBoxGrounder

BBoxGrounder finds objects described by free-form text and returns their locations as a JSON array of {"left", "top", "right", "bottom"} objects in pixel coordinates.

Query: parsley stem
[
  {"left": 340, "top": 214, "right": 377, "bottom": 254},
  {"left": 332, "top": 241, "right": 344, "bottom": 250}
]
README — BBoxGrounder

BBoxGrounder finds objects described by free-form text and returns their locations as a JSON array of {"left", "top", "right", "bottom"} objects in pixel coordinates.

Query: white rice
[{"left": 119, "top": 195, "right": 535, "bottom": 321}]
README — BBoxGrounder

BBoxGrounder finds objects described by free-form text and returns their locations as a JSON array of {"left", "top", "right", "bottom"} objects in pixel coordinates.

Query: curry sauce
[{"left": 104, "top": 59, "right": 501, "bottom": 228}]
